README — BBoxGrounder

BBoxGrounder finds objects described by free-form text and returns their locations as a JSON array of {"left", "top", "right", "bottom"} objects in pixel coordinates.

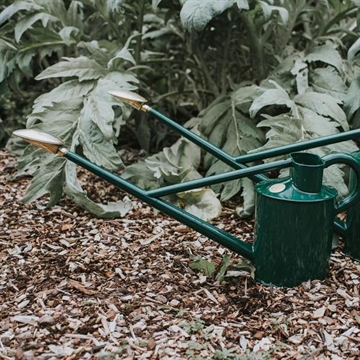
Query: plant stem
[
  {"left": 194, "top": 52, "right": 220, "bottom": 97},
  {"left": 135, "top": 0, "right": 146, "bottom": 65},
  {"left": 239, "top": 12, "right": 266, "bottom": 82},
  {"left": 276, "top": 0, "right": 306, "bottom": 55},
  {"left": 220, "top": 20, "right": 232, "bottom": 95}
]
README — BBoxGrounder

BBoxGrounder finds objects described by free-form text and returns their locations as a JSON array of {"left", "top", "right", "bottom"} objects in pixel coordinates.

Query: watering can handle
[{"left": 323, "top": 153, "right": 360, "bottom": 213}]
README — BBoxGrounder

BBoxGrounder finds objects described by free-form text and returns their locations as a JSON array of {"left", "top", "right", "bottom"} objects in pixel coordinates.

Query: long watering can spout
[{"left": 13, "top": 129, "right": 258, "bottom": 261}]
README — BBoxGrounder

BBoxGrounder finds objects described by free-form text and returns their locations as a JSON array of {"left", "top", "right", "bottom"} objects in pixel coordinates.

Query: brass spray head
[
  {"left": 108, "top": 90, "right": 150, "bottom": 112},
  {"left": 12, "top": 129, "right": 66, "bottom": 155}
]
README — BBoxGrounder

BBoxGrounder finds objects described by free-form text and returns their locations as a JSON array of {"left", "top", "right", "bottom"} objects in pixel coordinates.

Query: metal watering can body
[{"left": 254, "top": 152, "right": 360, "bottom": 287}]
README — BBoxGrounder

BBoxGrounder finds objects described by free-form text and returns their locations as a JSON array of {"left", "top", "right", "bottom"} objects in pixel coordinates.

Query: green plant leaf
[
  {"left": 199, "top": 95, "right": 264, "bottom": 201},
  {"left": 122, "top": 161, "right": 159, "bottom": 190},
  {"left": 152, "top": 0, "right": 163, "bottom": 10},
  {"left": 198, "top": 99, "right": 230, "bottom": 138},
  {"left": 145, "top": 136, "right": 201, "bottom": 182},
  {"left": 32, "top": 80, "right": 94, "bottom": 113},
  {"left": 305, "top": 45, "right": 343, "bottom": 73},
  {"left": 66, "top": 0, "right": 84, "bottom": 27},
  {"left": 236, "top": 0, "right": 249, "bottom": 10},
  {"left": 234, "top": 258, "right": 255, "bottom": 278},
  {"left": 0, "top": 43, "right": 16, "bottom": 82},
  {"left": 344, "top": 77, "right": 360, "bottom": 121},
  {"left": 0, "top": 1, "right": 42, "bottom": 26},
  {"left": 77, "top": 41, "right": 111, "bottom": 66},
  {"left": 347, "top": 37, "right": 360, "bottom": 65},
  {"left": 26, "top": 98, "right": 83, "bottom": 133},
  {"left": 249, "top": 87, "right": 295, "bottom": 119},
  {"left": 178, "top": 188, "right": 222, "bottom": 221},
  {"left": 189, "top": 257, "right": 216, "bottom": 277},
  {"left": 39, "top": 0, "right": 68, "bottom": 23},
  {"left": 294, "top": 92, "right": 348, "bottom": 131},
  {"left": 105, "top": 0, "right": 125, "bottom": 15},
  {"left": 291, "top": 58, "right": 308, "bottom": 94},
  {"left": 35, "top": 56, "right": 107, "bottom": 81},
  {"left": 108, "top": 47, "right": 136, "bottom": 68},
  {"left": 255, "top": 114, "right": 302, "bottom": 157},
  {"left": 64, "top": 162, "right": 132, "bottom": 218},
  {"left": 75, "top": 120, "right": 124, "bottom": 171},
  {"left": 79, "top": 71, "right": 137, "bottom": 140},
  {"left": 21, "top": 155, "right": 66, "bottom": 207},
  {"left": 58, "top": 26, "right": 80, "bottom": 46},
  {"left": 80, "top": 87, "right": 115, "bottom": 141},
  {"left": 123, "top": 135, "right": 221, "bottom": 220},
  {"left": 180, "top": 0, "right": 235, "bottom": 31},
  {"left": 215, "top": 254, "right": 231, "bottom": 282},
  {"left": 258, "top": 1, "right": 289, "bottom": 24},
  {"left": 236, "top": 177, "right": 255, "bottom": 218},
  {"left": 309, "top": 68, "right": 347, "bottom": 101},
  {"left": 15, "top": 13, "right": 57, "bottom": 43}
]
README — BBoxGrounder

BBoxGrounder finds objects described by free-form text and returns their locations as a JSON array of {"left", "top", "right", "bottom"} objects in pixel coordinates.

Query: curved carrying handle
[{"left": 322, "top": 153, "right": 360, "bottom": 213}]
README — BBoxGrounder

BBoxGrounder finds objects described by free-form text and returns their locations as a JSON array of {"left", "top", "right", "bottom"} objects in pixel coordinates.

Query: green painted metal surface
[
  {"left": 234, "top": 128, "right": 360, "bottom": 163},
  {"left": 343, "top": 151, "right": 360, "bottom": 261},
  {"left": 253, "top": 187, "right": 336, "bottom": 287},
  {"left": 253, "top": 152, "right": 360, "bottom": 286}
]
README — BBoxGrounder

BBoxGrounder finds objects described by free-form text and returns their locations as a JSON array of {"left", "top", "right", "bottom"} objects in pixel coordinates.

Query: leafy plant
[
  {"left": 0, "top": 0, "right": 142, "bottom": 215},
  {"left": 170, "top": 0, "right": 360, "bottom": 214},
  {"left": 188, "top": 252, "right": 255, "bottom": 279},
  {"left": 3, "top": 0, "right": 360, "bottom": 220},
  {"left": 122, "top": 132, "right": 222, "bottom": 220},
  {"left": 198, "top": 42, "right": 360, "bottom": 213}
]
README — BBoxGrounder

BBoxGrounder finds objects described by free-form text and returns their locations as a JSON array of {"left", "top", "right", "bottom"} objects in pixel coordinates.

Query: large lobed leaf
[
  {"left": 21, "top": 155, "right": 66, "bottom": 207},
  {"left": 64, "top": 162, "right": 133, "bottom": 219},
  {"left": 35, "top": 57, "right": 107, "bottom": 82},
  {"left": 0, "top": 1, "right": 42, "bottom": 26},
  {"left": 123, "top": 136, "right": 222, "bottom": 221},
  {"left": 180, "top": 0, "right": 236, "bottom": 31},
  {"left": 16, "top": 38, "right": 139, "bottom": 217},
  {"left": 199, "top": 95, "right": 264, "bottom": 201},
  {"left": 293, "top": 92, "right": 348, "bottom": 131},
  {"left": 305, "top": 45, "right": 343, "bottom": 73}
]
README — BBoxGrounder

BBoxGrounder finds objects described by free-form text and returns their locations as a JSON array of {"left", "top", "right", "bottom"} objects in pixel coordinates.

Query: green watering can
[
  {"left": 254, "top": 152, "right": 360, "bottom": 286},
  {"left": 12, "top": 90, "right": 360, "bottom": 287}
]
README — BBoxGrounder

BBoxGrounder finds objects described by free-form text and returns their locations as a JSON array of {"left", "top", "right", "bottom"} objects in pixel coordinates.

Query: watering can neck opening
[{"left": 290, "top": 152, "right": 325, "bottom": 194}]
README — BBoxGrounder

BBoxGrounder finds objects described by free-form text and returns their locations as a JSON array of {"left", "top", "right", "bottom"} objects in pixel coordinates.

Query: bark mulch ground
[{"left": 0, "top": 148, "right": 359, "bottom": 360}]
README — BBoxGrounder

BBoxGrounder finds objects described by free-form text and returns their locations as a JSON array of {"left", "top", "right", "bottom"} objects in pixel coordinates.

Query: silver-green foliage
[
  {"left": 1, "top": 0, "right": 139, "bottom": 217},
  {"left": 18, "top": 57, "right": 138, "bottom": 217},
  {"left": 197, "top": 43, "right": 360, "bottom": 213},
  {"left": 179, "top": 0, "right": 288, "bottom": 31},
  {"left": 122, "top": 129, "right": 222, "bottom": 221},
  {"left": 4, "top": 0, "right": 360, "bottom": 222}
]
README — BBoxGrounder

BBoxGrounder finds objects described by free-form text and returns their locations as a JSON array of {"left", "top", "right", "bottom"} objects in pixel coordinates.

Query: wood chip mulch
[{"left": 0, "top": 149, "right": 359, "bottom": 360}]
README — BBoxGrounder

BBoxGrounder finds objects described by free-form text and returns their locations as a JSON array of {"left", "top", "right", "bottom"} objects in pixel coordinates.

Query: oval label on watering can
[{"left": 269, "top": 183, "right": 286, "bottom": 193}]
